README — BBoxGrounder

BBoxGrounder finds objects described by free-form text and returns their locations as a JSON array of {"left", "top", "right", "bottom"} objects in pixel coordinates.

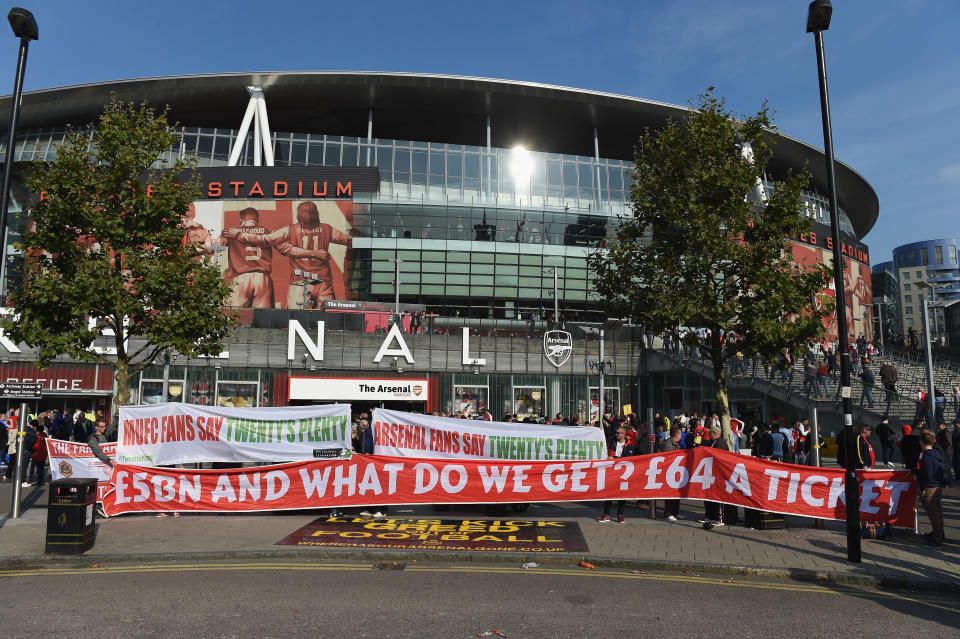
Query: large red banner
[{"left": 100, "top": 448, "right": 917, "bottom": 526}]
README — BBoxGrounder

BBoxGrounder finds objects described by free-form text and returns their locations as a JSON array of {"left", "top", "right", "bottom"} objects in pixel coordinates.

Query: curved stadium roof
[{"left": 0, "top": 71, "right": 879, "bottom": 238}]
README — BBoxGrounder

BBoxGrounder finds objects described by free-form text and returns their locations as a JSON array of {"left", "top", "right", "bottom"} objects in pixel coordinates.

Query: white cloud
[{"left": 937, "top": 165, "right": 960, "bottom": 183}]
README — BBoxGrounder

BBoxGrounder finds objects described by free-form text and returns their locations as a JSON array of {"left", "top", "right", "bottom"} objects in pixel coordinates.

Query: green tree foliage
[
  {"left": 3, "top": 97, "right": 234, "bottom": 406},
  {"left": 589, "top": 89, "right": 833, "bottom": 443}
]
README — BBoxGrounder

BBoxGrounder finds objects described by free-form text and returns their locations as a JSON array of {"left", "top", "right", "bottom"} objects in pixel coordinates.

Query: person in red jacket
[{"left": 29, "top": 423, "right": 48, "bottom": 486}]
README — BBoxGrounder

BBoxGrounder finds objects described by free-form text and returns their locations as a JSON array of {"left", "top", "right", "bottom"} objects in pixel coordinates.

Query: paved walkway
[{"left": 2, "top": 479, "right": 957, "bottom": 591}]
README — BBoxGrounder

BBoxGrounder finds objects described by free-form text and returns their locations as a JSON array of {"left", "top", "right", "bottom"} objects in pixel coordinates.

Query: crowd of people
[{"left": 1, "top": 407, "right": 114, "bottom": 488}]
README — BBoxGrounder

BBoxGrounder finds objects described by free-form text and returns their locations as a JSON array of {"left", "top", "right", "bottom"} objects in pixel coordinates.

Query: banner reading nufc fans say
[
  {"left": 372, "top": 409, "right": 608, "bottom": 461},
  {"left": 117, "top": 403, "right": 351, "bottom": 465},
  {"left": 100, "top": 448, "right": 917, "bottom": 527}
]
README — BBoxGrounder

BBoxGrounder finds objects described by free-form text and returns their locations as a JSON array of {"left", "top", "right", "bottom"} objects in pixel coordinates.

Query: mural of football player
[
  {"left": 182, "top": 203, "right": 218, "bottom": 259},
  {"left": 222, "top": 201, "right": 349, "bottom": 309},
  {"left": 219, "top": 207, "right": 274, "bottom": 308}
]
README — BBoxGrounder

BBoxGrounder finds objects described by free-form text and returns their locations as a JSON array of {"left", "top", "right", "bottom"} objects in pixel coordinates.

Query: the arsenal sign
[{"left": 543, "top": 330, "right": 573, "bottom": 368}]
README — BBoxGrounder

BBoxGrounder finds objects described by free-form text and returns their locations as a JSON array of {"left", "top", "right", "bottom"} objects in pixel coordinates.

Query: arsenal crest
[{"left": 544, "top": 330, "right": 573, "bottom": 368}]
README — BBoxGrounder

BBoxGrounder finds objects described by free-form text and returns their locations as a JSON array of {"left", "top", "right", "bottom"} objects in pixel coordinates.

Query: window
[
  {"left": 951, "top": 247, "right": 958, "bottom": 264},
  {"left": 906, "top": 318, "right": 914, "bottom": 326},
  {"left": 921, "top": 248, "right": 929, "bottom": 266},
  {"left": 903, "top": 271, "right": 910, "bottom": 280},
  {"left": 905, "top": 295, "right": 912, "bottom": 303},
  {"left": 916, "top": 270, "right": 922, "bottom": 279},
  {"left": 935, "top": 245, "right": 944, "bottom": 265},
  {"left": 903, "top": 283, "right": 910, "bottom": 290},
  {"left": 908, "top": 250, "right": 915, "bottom": 265},
  {"left": 906, "top": 307, "right": 913, "bottom": 315}
]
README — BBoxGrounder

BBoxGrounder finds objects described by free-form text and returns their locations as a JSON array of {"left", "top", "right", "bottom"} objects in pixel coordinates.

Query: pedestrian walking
[
  {"left": 874, "top": 419, "right": 895, "bottom": 468},
  {"left": 917, "top": 432, "right": 946, "bottom": 547},
  {"left": 860, "top": 366, "right": 876, "bottom": 409}
]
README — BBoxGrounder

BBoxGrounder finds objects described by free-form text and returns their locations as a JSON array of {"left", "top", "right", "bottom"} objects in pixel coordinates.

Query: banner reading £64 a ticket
[{"left": 117, "top": 402, "right": 351, "bottom": 466}]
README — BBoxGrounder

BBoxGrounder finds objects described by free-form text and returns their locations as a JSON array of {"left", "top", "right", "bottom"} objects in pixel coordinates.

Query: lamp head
[
  {"left": 806, "top": 0, "right": 832, "bottom": 33},
  {"left": 8, "top": 8, "right": 37, "bottom": 40}
]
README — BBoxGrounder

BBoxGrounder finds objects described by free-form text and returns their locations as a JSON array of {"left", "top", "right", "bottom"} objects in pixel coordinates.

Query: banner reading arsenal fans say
[
  {"left": 46, "top": 439, "right": 115, "bottom": 502},
  {"left": 117, "top": 402, "right": 351, "bottom": 465},
  {"left": 100, "top": 448, "right": 917, "bottom": 527},
  {"left": 372, "top": 408, "right": 607, "bottom": 461}
]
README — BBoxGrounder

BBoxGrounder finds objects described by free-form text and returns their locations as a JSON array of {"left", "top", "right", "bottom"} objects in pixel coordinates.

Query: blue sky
[{"left": 5, "top": 0, "right": 958, "bottom": 264}]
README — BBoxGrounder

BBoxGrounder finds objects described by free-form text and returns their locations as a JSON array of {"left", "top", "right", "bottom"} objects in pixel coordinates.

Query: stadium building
[{"left": 0, "top": 72, "right": 878, "bottom": 422}]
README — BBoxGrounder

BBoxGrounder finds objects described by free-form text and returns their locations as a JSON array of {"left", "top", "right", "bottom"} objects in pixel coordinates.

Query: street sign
[{"left": 0, "top": 382, "right": 42, "bottom": 398}]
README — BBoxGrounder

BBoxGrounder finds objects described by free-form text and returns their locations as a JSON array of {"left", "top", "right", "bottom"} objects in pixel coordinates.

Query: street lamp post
[
  {"left": 916, "top": 281, "right": 945, "bottom": 428},
  {"left": 872, "top": 301, "right": 885, "bottom": 350},
  {"left": 807, "top": 0, "right": 861, "bottom": 562},
  {"left": 0, "top": 8, "right": 37, "bottom": 303}
]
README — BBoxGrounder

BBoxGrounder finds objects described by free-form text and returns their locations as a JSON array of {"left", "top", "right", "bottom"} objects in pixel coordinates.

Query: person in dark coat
[
  {"left": 874, "top": 419, "right": 895, "bottom": 468},
  {"left": 917, "top": 432, "right": 946, "bottom": 546},
  {"left": 935, "top": 423, "right": 953, "bottom": 487},
  {"left": 899, "top": 422, "right": 923, "bottom": 470},
  {"left": 598, "top": 427, "right": 635, "bottom": 523}
]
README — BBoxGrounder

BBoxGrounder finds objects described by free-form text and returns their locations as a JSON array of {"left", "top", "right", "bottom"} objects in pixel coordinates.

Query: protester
[
  {"left": 88, "top": 419, "right": 115, "bottom": 468},
  {"left": 701, "top": 424, "right": 729, "bottom": 527},
  {"left": 661, "top": 427, "right": 683, "bottom": 522},
  {"left": 917, "top": 432, "right": 946, "bottom": 547},
  {"left": 599, "top": 427, "right": 634, "bottom": 523},
  {"left": 837, "top": 424, "right": 874, "bottom": 469}
]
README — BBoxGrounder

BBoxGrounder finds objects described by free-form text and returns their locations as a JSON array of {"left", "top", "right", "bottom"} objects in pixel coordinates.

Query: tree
[
  {"left": 3, "top": 98, "right": 234, "bottom": 406},
  {"left": 589, "top": 89, "right": 833, "bottom": 445}
]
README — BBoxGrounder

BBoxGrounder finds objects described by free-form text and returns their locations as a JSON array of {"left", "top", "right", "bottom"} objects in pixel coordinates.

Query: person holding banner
[
  {"left": 88, "top": 419, "right": 115, "bottom": 469},
  {"left": 701, "top": 424, "right": 730, "bottom": 527},
  {"left": 598, "top": 427, "right": 635, "bottom": 523}
]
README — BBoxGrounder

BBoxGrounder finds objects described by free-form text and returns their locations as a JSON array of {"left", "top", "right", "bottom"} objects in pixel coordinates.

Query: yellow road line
[{"left": 1, "top": 561, "right": 955, "bottom": 611}]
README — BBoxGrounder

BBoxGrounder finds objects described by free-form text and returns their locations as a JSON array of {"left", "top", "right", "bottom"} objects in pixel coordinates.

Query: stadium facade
[{"left": 0, "top": 72, "right": 878, "bottom": 422}]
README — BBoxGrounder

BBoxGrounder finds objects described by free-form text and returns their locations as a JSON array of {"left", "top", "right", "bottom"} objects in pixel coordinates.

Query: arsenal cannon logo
[{"left": 543, "top": 330, "right": 573, "bottom": 368}]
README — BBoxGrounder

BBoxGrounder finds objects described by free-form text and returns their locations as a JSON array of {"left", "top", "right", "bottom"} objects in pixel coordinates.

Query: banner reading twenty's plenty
[
  {"left": 117, "top": 402, "right": 351, "bottom": 465},
  {"left": 46, "top": 439, "right": 116, "bottom": 502},
  {"left": 372, "top": 408, "right": 607, "bottom": 461},
  {"left": 101, "top": 448, "right": 917, "bottom": 527}
]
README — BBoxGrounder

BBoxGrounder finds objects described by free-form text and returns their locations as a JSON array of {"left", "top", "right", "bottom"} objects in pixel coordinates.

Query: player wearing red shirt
[
  {"left": 219, "top": 207, "right": 274, "bottom": 308},
  {"left": 223, "top": 201, "right": 349, "bottom": 309}
]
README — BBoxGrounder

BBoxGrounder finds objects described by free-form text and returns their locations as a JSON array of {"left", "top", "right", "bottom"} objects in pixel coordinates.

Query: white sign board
[
  {"left": 372, "top": 408, "right": 608, "bottom": 461},
  {"left": 289, "top": 377, "right": 429, "bottom": 402},
  {"left": 117, "top": 402, "right": 351, "bottom": 465}
]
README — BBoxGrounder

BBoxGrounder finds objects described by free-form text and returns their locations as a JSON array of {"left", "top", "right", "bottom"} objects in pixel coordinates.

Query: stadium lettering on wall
[
  {"left": 791, "top": 220, "right": 870, "bottom": 265},
  {"left": 194, "top": 167, "right": 380, "bottom": 200}
]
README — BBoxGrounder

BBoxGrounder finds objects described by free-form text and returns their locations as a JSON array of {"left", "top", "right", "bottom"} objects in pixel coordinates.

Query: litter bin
[{"left": 45, "top": 477, "right": 98, "bottom": 554}]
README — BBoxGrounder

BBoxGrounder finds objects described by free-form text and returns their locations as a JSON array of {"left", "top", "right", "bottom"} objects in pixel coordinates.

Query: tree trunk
[
  {"left": 711, "top": 331, "right": 734, "bottom": 449},
  {"left": 114, "top": 359, "right": 131, "bottom": 408}
]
